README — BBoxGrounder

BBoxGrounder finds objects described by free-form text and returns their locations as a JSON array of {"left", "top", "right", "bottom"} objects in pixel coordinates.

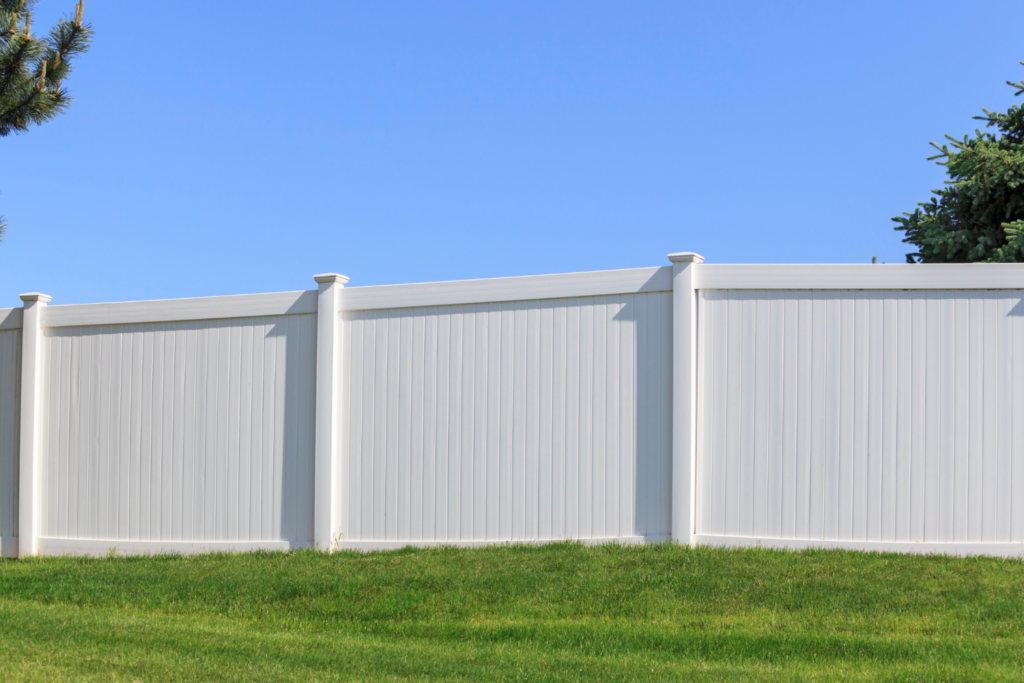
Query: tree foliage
[
  {"left": 894, "top": 64, "right": 1024, "bottom": 263},
  {"left": 0, "top": 0, "right": 92, "bottom": 240}
]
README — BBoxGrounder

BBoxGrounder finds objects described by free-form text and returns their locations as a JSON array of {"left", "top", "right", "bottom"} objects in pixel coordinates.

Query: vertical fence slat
[
  {"left": 866, "top": 294, "right": 883, "bottom": 542},
  {"left": 564, "top": 300, "right": 580, "bottom": 539}
]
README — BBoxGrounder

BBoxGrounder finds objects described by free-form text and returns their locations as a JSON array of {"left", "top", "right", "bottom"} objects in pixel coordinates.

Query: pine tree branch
[
  {"left": 0, "top": 0, "right": 90, "bottom": 137},
  {"left": 0, "top": 33, "right": 40, "bottom": 93}
]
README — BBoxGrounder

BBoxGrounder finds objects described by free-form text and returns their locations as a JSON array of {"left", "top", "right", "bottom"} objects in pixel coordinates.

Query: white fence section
[
  {"left": 0, "top": 311, "right": 21, "bottom": 556},
  {"left": 696, "top": 289, "right": 1024, "bottom": 552},
  {"left": 2, "top": 257, "right": 1024, "bottom": 558},
  {"left": 37, "top": 316, "right": 317, "bottom": 555},
  {"left": 337, "top": 293, "right": 673, "bottom": 548}
]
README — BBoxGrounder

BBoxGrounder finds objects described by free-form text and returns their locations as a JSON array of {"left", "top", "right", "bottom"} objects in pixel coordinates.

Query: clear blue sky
[{"left": 3, "top": 1, "right": 1024, "bottom": 307}]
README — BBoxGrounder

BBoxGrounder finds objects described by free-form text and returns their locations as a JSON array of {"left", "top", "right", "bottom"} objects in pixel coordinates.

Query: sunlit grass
[{"left": 0, "top": 542, "right": 1022, "bottom": 680}]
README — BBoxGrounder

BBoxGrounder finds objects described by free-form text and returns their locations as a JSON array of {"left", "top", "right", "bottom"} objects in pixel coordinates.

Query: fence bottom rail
[{"left": 694, "top": 534, "right": 1024, "bottom": 558}]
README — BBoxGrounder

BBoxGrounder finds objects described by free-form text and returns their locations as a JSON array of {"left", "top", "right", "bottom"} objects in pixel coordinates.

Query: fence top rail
[
  {"left": 42, "top": 289, "right": 318, "bottom": 328},
  {"left": 0, "top": 307, "right": 22, "bottom": 330},
  {"left": 338, "top": 266, "right": 673, "bottom": 311},
  {"left": 25, "top": 261, "right": 1024, "bottom": 329},
  {"left": 698, "top": 263, "right": 1024, "bottom": 290},
  {"left": 33, "top": 267, "right": 673, "bottom": 328}
]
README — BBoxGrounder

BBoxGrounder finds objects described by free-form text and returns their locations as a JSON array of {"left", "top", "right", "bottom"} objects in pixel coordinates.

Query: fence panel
[
  {"left": 696, "top": 289, "right": 1024, "bottom": 546},
  {"left": 37, "top": 314, "right": 317, "bottom": 550},
  {"left": 337, "top": 292, "right": 674, "bottom": 546},
  {"left": 5, "top": 261, "right": 1024, "bottom": 558},
  {"left": 0, "top": 327, "right": 21, "bottom": 555}
]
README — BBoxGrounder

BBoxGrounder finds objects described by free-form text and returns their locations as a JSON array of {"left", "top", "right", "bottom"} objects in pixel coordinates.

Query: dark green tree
[
  {"left": 894, "top": 64, "right": 1024, "bottom": 263},
  {"left": 1, "top": 0, "right": 92, "bottom": 241}
]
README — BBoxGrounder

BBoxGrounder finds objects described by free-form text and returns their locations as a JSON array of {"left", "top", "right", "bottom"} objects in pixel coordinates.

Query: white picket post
[
  {"left": 668, "top": 253, "right": 703, "bottom": 546},
  {"left": 18, "top": 292, "right": 51, "bottom": 557},
  {"left": 313, "top": 273, "right": 348, "bottom": 551}
]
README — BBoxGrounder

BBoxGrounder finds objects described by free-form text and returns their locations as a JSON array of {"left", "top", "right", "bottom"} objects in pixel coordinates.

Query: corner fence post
[
  {"left": 313, "top": 273, "right": 349, "bottom": 551},
  {"left": 18, "top": 292, "right": 51, "bottom": 557},
  {"left": 668, "top": 253, "right": 703, "bottom": 546}
]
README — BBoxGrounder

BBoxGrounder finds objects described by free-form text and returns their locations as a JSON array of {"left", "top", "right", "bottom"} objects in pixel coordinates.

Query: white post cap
[
  {"left": 313, "top": 273, "right": 350, "bottom": 285},
  {"left": 19, "top": 293, "right": 52, "bottom": 303},
  {"left": 667, "top": 252, "right": 705, "bottom": 264}
]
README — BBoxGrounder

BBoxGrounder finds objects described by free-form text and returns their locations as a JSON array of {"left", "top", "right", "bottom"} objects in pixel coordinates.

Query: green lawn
[{"left": 0, "top": 543, "right": 1022, "bottom": 681}]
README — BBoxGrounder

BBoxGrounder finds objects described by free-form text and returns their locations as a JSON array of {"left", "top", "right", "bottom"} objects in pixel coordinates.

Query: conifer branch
[
  {"left": 0, "top": 0, "right": 94, "bottom": 243},
  {"left": 894, "top": 61, "right": 1024, "bottom": 262},
  {"left": 0, "top": 0, "right": 92, "bottom": 135}
]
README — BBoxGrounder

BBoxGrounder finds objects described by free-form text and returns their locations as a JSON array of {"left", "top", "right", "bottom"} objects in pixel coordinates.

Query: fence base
[
  {"left": 35, "top": 537, "right": 314, "bottom": 557},
  {"left": 694, "top": 534, "right": 1024, "bottom": 558},
  {"left": 333, "top": 535, "right": 670, "bottom": 552}
]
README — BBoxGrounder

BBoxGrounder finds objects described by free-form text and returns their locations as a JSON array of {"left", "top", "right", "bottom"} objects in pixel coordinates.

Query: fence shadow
[{"left": 612, "top": 270, "right": 673, "bottom": 541}]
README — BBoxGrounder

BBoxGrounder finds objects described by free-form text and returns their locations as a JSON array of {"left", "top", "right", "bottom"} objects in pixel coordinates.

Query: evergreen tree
[
  {"left": 0, "top": 0, "right": 92, "bottom": 241},
  {"left": 894, "top": 64, "right": 1024, "bottom": 263}
]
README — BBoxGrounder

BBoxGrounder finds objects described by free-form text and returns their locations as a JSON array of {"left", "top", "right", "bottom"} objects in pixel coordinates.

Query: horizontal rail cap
[
  {"left": 667, "top": 252, "right": 705, "bottom": 264},
  {"left": 697, "top": 262, "right": 1024, "bottom": 289},
  {"left": 19, "top": 292, "right": 52, "bottom": 303},
  {"left": 313, "top": 273, "right": 350, "bottom": 285}
]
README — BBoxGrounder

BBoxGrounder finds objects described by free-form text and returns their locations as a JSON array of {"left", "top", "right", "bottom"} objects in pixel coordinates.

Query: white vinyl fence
[
  {"left": 0, "top": 311, "right": 21, "bottom": 557},
  {"left": 38, "top": 316, "right": 317, "bottom": 550},
  {"left": 2, "top": 255, "right": 1024, "bottom": 558},
  {"left": 696, "top": 288, "right": 1024, "bottom": 552},
  {"left": 337, "top": 293, "right": 673, "bottom": 547}
]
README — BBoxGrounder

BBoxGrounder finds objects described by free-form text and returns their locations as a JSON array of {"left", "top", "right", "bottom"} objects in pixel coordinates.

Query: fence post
[
  {"left": 668, "top": 253, "right": 703, "bottom": 546},
  {"left": 313, "top": 273, "right": 349, "bottom": 551},
  {"left": 18, "top": 292, "right": 51, "bottom": 557}
]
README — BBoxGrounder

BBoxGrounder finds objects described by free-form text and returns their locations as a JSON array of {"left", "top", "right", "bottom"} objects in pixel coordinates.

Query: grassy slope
[{"left": 0, "top": 543, "right": 1022, "bottom": 681}]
